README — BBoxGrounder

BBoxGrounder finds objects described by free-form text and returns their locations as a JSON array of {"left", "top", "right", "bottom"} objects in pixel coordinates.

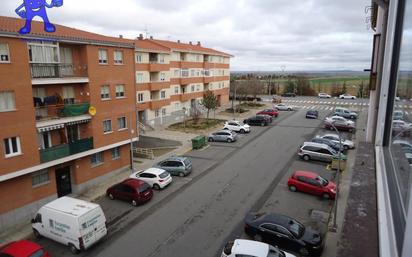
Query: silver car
[
  {"left": 153, "top": 156, "right": 192, "bottom": 177},
  {"left": 208, "top": 130, "right": 238, "bottom": 143},
  {"left": 298, "top": 142, "right": 345, "bottom": 162}
]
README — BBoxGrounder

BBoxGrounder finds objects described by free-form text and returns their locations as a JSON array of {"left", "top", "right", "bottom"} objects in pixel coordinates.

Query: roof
[
  {"left": 44, "top": 196, "right": 100, "bottom": 217},
  {"left": 135, "top": 39, "right": 171, "bottom": 53},
  {"left": 231, "top": 239, "right": 268, "bottom": 257},
  {"left": 293, "top": 171, "right": 318, "bottom": 179},
  {"left": 142, "top": 167, "right": 167, "bottom": 175},
  {"left": 0, "top": 240, "right": 42, "bottom": 256},
  {"left": 0, "top": 16, "right": 134, "bottom": 48},
  {"left": 122, "top": 178, "right": 147, "bottom": 188}
]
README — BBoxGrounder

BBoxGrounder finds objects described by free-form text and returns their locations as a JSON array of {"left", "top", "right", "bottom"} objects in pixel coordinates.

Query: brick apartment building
[
  {"left": 0, "top": 16, "right": 231, "bottom": 231},
  {"left": 134, "top": 36, "right": 231, "bottom": 127}
]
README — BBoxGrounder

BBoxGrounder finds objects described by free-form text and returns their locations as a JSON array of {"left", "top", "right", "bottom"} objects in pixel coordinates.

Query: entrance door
[
  {"left": 138, "top": 110, "right": 146, "bottom": 124},
  {"left": 55, "top": 166, "right": 72, "bottom": 197}
]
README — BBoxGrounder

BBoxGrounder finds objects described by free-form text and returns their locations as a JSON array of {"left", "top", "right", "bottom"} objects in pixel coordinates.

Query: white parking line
[{"left": 328, "top": 107, "right": 333, "bottom": 110}]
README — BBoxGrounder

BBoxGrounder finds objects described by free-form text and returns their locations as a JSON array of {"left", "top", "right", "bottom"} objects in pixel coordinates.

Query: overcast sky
[{"left": 1, "top": 0, "right": 373, "bottom": 71}]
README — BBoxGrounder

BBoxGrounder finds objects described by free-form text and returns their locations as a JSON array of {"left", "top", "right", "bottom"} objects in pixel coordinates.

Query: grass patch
[
  {"left": 225, "top": 107, "right": 249, "bottom": 113},
  {"left": 168, "top": 118, "right": 226, "bottom": 131},
  {"left": 239, "top": 102, "right": 265, "bottom": 108}
]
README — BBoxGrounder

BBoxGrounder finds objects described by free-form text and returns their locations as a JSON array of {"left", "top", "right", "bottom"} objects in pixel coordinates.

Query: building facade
[{"left": 0, "top": 16, "right": 231, "bottom": 232}]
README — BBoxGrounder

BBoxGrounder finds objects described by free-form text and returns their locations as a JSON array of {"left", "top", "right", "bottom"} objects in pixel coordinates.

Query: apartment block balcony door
[
  {"left": 66, "top": 124, "right": 79, "bottom": 143},
  {"left": 138, "top": 110, "right": 147, "bottom": 124},
  {"left": 38, "top": 132, "right": 52, "bottom": 150},
  {"left": 55, "top": 166, "right": 72, "bottom": 197}
]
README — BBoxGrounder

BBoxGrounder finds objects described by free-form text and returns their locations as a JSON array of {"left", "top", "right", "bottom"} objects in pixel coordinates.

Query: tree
[
  {"left": 247, "top": 78, "right": 264, "bottom": 99},
  {"left": 296, "top": 76, "right": 315, "bottom": 96},
  {"left": 202, "top": 90, "right": 218, "bottom": 122},
  {"left": 285, "top": 79, "right": 295, "bottom": 93}
]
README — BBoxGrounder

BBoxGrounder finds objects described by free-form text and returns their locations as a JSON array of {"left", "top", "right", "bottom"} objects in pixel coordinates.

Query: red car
[
  {"left": 0, "top": 240, "right": 50, "bottom": 257},
  {"left": 107, "top": 178, "right": 153, "bottom": 206},
  {"left": 257, "top": 108, "right": 279, "bottom": 117},
  {"left": 287, "top": 171, "right": 337, "bottom": 199}
]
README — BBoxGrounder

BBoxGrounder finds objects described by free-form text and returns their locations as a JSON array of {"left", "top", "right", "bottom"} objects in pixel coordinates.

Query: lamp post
[
  {"left": 182, "top": 107, "right": 187, "bottom": 132},
  {"left": 329, "top": 121, "right": 342, "bottom": 232}
]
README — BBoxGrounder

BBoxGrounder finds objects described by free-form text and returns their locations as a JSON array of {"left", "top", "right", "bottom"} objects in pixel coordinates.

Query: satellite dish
[{"left": 88, "top": 106, "right": 97, "bottom": 116}]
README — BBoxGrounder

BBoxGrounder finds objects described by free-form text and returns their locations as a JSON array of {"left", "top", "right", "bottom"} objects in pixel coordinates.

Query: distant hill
[{"left": 232, "top": 70, "right": 367, "bottom": 77}]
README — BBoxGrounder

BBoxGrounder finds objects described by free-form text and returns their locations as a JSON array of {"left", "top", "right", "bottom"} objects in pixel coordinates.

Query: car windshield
[
  {"left": 317, "top": 176, "right": 329, "bottom": 186},
  {"left": 183, "top": 158, "right": 191, "bottom": 166},
  {"left": 289, "top": 220, "right": 305, "bottom": 238},
  {"left": 267, "top": 247, "right": 286, "bottom": 257},
  {"left": 159, "top": 171, "right": 169, "bottom": 178},
  {"left": 329, "top": 147, "right": 338, "bottom": 155},
  {"left": 138, "top": 182, "right": 151, "bottom": 192}
]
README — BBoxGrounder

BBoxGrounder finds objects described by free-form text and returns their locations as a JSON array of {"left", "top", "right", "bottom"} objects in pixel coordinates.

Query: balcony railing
[
  {"left": 35, "top": 102, "right": 90, "bottom": 121},
  {"left": 39, "top": 137, "right": 93, "bottom": 163},
  {"left": 30, "top": 63, "right": 86, "bottom": 78}
]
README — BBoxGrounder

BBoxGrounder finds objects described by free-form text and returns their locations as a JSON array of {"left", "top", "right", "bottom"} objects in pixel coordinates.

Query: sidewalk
[{"left": 0, "top": 103, "right": 270, "bottom": 244}]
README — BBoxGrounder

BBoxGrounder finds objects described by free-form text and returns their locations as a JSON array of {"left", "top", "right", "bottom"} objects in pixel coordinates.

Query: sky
[{"left": 0, "top": 0, "right": 374, "bottom": 71}]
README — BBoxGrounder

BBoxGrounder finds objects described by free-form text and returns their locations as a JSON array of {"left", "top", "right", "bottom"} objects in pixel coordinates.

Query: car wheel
[
  {"left": 289, "top": 185, "right": 297, "bottom": 192},
  {"left": 349, "top": 128, "right": 354, "bottom": 133},
  {"left": 223, "top": 127, "right": 229, "bottom": 130},
  {"left": 179, "top": 172, "right": 185, "bottom": 177},
  {"left": 69, "top": 243, "right": 79, "bottom": 254},
  {"left": 240, "top": 129, "right": 245, "bottom": 133},
  {"left": 227, "top": 138, "right": 232, "bottom": 143},
  {"left": 33, "top": 229, "right": 41, "bottom": 239},
  {"left": 153, "top": 184, "right": 160, "bottom": 190},
  {"left": 299, "top": 247, "right": 309, "bottom": 256},
  {"left": 343, "top": 145, "right": 349, "bottom": 150},
  {"left": 322, "top": 193, "right": 331, "bottom": 200},
  {"left": 208, "top": 137, "right": 214, "bottom": 142},
  {"left": 288, "top": 108, "right": 292, "bottom": 111},
  {"left": 132, "top": 200, "right": 138, "bottom": 206},
  {"left": 108, "top": 193, "right": 115, "bottom": 200},
  {"left": 254, "top": 234, "right": 263, "bottom": 242},
  {"left": 261, "top": 122, "right": 265, "bottom": 127},
  {"left": 303, "top": 155, "right": 310, "bottom": 161},
  {"left": 352, "top": 97, "right": 355, "bottom": 99},
  {"left": 350, "top": 115, "right": 355, "bottom": 119}
]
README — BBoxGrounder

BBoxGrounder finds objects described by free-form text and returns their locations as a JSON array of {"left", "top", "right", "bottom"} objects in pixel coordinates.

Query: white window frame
[
  {"left": 0, "top": 91, "right": 16, "bottom": 112},
  {"left": 100, "top": 85, "right": 110, "bottom": 100},
  {"left": 191, "top": 85, "right": 195, "bottom": 92},
  {"left": 135, "top": 53, "right": 142, "bottom": 63},
  {"left": 155, "top": 109, "right": 160, "bottom": 118},
  {"left": 136, "top": 72, "right": 144, "bottom": 83},
  {"left": 103, "top": 120, "right": 112, "bottom": 134},
  {"left": 160, "top": 73, "right": 166, "bottom": 81},
  {"left": 111, "top": 147, "right": 120, "bottom": 160},
  {"left": 0, "top": 43, "right": 10, "bottom": 63},
  {"left": 114, "top": 50, "right": 123, "bottom": 65},
  {"left": 190, "top": 69, "right": 195, "bottom": 77},
  {"left": 174, "top": 86, "right": 179, "bottom": 94},
  {"left": 162, "top": 108, "right": 166, "bottom": 116},
  {"left": 91, "top": 152, "right": 104, "bottom": 166},
  {"left": 174, "top": 69, "right": 180, "bottom": 78},
  {"left": 32, "top": 169, "right": 49, "bottom": 187},
  {"left": 196, "top": 84, "right": 201, "bottom": 91},
  {"left": 137, "top": 93, "right": 144, "bottom": 102},
  {"left": 98, "top": 49, "right": 108, "bottom": 64},
  {"left": 117, "top": 117, "right": 127, "bottom": 130},
  {"left": 115, "top": 84, "right": 125, "bottom": 98},
  {"left": 160, "top": 91, "right": 166, "bottom": 99},
  {"left": 181, "top": 69, "right": 189, "bottom": 77},
  {"left": 4, "top": 136, "right": 21, "bottom": 158}
]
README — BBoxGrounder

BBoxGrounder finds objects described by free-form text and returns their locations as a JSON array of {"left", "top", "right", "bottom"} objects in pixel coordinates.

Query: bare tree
[{"left": 247, "top": 78, "right": 264, "bottom": 99}]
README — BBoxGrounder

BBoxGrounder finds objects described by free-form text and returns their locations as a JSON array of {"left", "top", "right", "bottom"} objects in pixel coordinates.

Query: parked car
[
  {"left": 257, "top": 108, "right": 279, "bottom": 117},
  {"left": 339, "top": 94, "right": 356, "bottom": 99},
  {"left": 0, "top": 240, "right": 50, "bottom": 257},
  {"left": 107, "top": 178, "right": 153, "bottom": 206},
  {"left": 393, "top": 139, "right": 412, "bottom": 151},
  {"left": 287, "top": 171, "right": 337, "bottom": 199},
  {"left": 316, "top": 134, "right": 355, "bottom": 150},
  {"left": 223, "top": 120, "right": 251, "bottom": 133},
  {"left": 208, "top": 130, "right": 238, "bottom": 142},
  {"left": 318, "top": 93, "right": 331, "bottom": 98},
  {"left": 324, "top": 116, "right": 355, "bottom": 132},
  {"left": 392, "top": 119, "right": 412, "bottom": 136},
  {"left": 298, "top": 142, "right": 345, "bottom": 162},
  {"left": 221, "top": 239, "right": 296, "bottom": 257},
  {"left": 244, "top": 213, "right": 324, "bottom": 256},
  {"left": 31, "top": 197, "right": 107, "bottom": 254},
  {"left": 243, "top": 116, "right": 270, "bottom": 126},
  {"left": 274, "top": 103, "right": 293, "bottom": 111},
  {"left": 129, "top": 168, "right": 172, "bottom": 190},
  {"left": 256, "top": 114, "right": 273, "bottom": 123},
  {"left": 334, "top": 107, "right": 358, "bottom": 119},
  {"left": 393, "top": 110, "right": 405, "bottom": 120},
  {"left": 310, "top": 137, "right": 344, "bottom": 152},
  {"left": 306, "top": 110, "right": 318, "bottom": 119},
  {"left": 395, "top": 96, "right": 401, "bottom": 101},
  {"left": 153, "top": 156, "right": 192, "bottom": 177},
  {"left": 282, "top": 92, "right": 296, "bottom": 97}
]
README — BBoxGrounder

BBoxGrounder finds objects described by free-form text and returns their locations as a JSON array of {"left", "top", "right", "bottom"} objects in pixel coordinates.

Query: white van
[{"left": 31, "top": 196, "right": 107, "bottom": 254}]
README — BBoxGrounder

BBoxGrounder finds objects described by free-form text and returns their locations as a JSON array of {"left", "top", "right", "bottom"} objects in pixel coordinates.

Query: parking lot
[{"left": 31, "top": 103, "right": 366, "bottom": 257}]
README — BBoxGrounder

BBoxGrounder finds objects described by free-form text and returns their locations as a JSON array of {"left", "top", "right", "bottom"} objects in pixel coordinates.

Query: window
[
  {"left": 0, "top": 43, "right": 10, "bottom": 62},
  {"left": 159, "top": 55, "right": 165, "bottom": 63},
  {"left": 111, "top": 147, "right": 120, "bottom": 160},
  {"left": 190, "top": 70, "right": 195, "bottom": 77},
  {"left": 191, "top": 85, "right": 195, "bottom": 92},
  {"left": 103, "top": 120, "right": 112, "bottom": 133},
  {"left": 118, "top": 117, "right": 127, "bottom": 130},
  {"left": 160, "top": 73, "right": 166, "bottom": 81},
  {"left": 181, "top": 69, "right": 189, "bottom": 77},
  {"left": 98, "top": 49, "right": 108, "bottom": 64},
  {"left": 28, "top": 41, "right": 58, "bottom": 63},
  {"left": 62, "top": 86, "right": 75, "bottom": 104},
  {"left": 196, "top": 85, "right": 200, "bottom": 91},
  {"left": 116, "top": 85, "right": 125, "bottom": 98},
  {"left": 155, "top": 109, "right": 160, "bottom": 118},
  {"left": 162, "top": 108, "right": 166, "bottom": 116},
  {"left": 135, "top": 53, "right": 142, "bottom": 63},
  {"left": 195, "top": 54, "right": 200, "bottom": 62},
  {"left": 136, "top": 73, "right": 144, "bottom": 83},
  {"left": 114, "top": 50, "right": 123, "bottom": 64},
  {"left": 174, "top": 69, "right": 180, "bottom": 77},
  {"left": 100, "top": 85, "right": 110, "bottom": 100},
  {"left": 91, "top": 152, "right": 104, "bottom": 166},
  {"left": 0, "top": 91, "right": 16, "bottom": 111},
  {"left": 160, "top": 91, "right": 166, "bottom": 99},
  {"left": 3, "top": 136, "right": 21, "bottom": 157},
  {"left": 32, "top": 169, "right": 49, "bottom": 186},
  {"left": 174, "top": 86, "right": 179, "bottom": 94},
  {"left": 137, "top": 93, "right": 144, "bottom": 102}
]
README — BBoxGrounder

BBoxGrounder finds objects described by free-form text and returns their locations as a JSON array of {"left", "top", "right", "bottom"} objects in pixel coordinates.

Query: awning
[{"left": 36, "top": 114, "right": 92, "bottom": 132}]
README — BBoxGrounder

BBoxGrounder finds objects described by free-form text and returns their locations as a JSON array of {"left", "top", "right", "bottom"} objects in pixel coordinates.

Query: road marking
[{"left": 328, "top": 107, "right": 333, "bottom": 110}]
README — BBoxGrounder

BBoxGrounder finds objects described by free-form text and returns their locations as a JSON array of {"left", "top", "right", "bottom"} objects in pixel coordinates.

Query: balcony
[
  {"left": 31, "top": 63, "right": 89, "bottom": 85},
  {"left": 149, "top": 62, "right": 169, "bottom": 72},
  {"left": 180, "top": 92, "right": 204, "bottom": 102},
  {"left": 180, "top": 77, "right": 203, "bottom": 85},
  {"left": 39, "top": 137, "right": 93, "bottom": 163},
  {"left": 35, "top": 102, "right": 90, "bottom": 121},
  {"left": 149, "top": 81, "right": 170, "bottom": 91},
  {"left": 149, "top": 99, "right": 171, "bottom": 109}
]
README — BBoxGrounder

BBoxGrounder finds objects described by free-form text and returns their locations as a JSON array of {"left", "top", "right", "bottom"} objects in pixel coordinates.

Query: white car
[
  {"left": 339, "top": 94, "right": 357, "bottom": 99},
  {"left": 316, "top": 133, "right": 355, "bottom": 149},
  {"left": 274, "top": 103, "right": 293, "bottom": 111},
  {"left": 221, "top": 239, "right": 296, "bottom": 257},
  {"left": 318, "top": 93, "right": 331, "bottom": 98},
  {"left": 129, "top": 168, "right": 172, "bottom": 190},
  {"left": 223, "top": 120, "right": 250, "bottom": 133}
]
